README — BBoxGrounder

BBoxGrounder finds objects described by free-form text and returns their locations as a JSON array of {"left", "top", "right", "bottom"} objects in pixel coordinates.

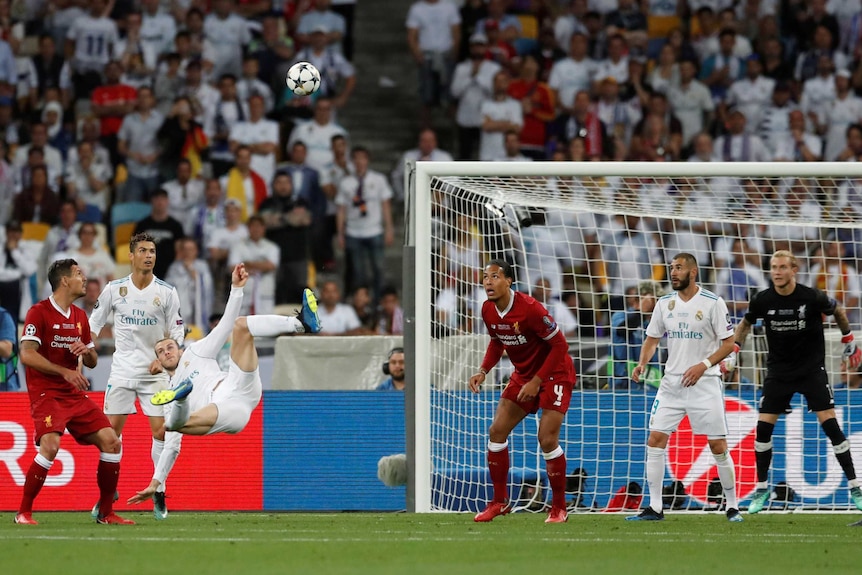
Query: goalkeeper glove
[
  {"left": 842, "top": 334, "right": 862, "bottom": 369},
  {"left": 720, "top": 343, "right": 741, "bottom": 375}
]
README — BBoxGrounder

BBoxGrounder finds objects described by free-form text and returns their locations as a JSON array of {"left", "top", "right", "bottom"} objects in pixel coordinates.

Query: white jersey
[
  {"left": 170, "top": 287, "right": 261, "bottom": 409},
  {"left": 646, "top": 286, "right": 734, "bottom": 376},
  {"left": 66, "top": 15, "right": 118, "bottom": 72},
  {"left": 89, "top": 275, "right": 185, "bottom": 381}
]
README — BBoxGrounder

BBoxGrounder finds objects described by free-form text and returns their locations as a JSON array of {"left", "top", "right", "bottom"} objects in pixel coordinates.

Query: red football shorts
[
  {"left": 30, "top": 392, "right": 112, "bottom": 445},
  {"left": 500, "top": 372, "right": 574, "bottom": 414}
]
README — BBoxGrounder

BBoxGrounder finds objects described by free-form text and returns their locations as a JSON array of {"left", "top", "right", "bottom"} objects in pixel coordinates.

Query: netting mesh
[{"left": 421, "top": 169, "right": 862, "bottom": 513}]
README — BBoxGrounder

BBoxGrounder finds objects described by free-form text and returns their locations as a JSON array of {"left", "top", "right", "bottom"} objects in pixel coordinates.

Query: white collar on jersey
[
  {"left": 495, "top": 289, "right": 516, "bottom": 318},
  {"left": 49, "top": 295, "right": 72, "bottom": 319}
]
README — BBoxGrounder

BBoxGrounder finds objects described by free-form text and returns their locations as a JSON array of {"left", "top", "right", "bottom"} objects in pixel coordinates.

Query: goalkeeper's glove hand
[
  {"left": 720, "top": 343, "right": 741, "bottom": 375},
  {"left": 842, "top": 334, "right": 862, "bottom": 369}
]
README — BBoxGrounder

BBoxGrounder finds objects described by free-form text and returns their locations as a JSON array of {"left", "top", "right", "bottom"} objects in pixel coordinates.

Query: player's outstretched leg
[
  {"left": 299, "top": 288, "right": 322, "bottom": 333},
  {"left": 152, "top": 377, "right": 194, "bottom": 406}
]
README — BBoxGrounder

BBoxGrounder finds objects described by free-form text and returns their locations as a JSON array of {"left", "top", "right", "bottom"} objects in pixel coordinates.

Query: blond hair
[{"left": 771, "top": 250, "right": 799, "bottom": 269}]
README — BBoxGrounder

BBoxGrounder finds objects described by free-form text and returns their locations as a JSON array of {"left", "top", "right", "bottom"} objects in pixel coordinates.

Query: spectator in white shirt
[
  {"left": 141, "top": 0, "right": 178, "bottom": 59},
  {"left": 203, "top": 0, "right": 251, "bottom": 80},
  {"left": 667, "top": 59, "right": 715, "bottom": 145},
  {"left": 292, "top": 26, "right": 356, "bottom": 109},
  {"left": 296, "top": 0, "right": 347, "bottom": 52},
  {"left": 406, "top": 0, "right": 461, "bottom": 127},
  {"left": 229, "top": 94, "right": 279, "bottom": 186},
  {"left": 800, "top": 54, "right": 837, "bottom": 130},
  {"left": 117, "top": 86, "right": 165, "bottom": 202},
  {"left": 14, "top": 122, "right": 63, "bottom": 179},
  {"left": 64, "top": 0, "right": 117, "bottom": 99},
  {"left": 554, "top": 0, "right": 589, "bottom": 53},
  {"left": 548, "top": 33, "right": 597, "bottom": 115},
  {"left": 391, "top": 128, "right": 453, "bottom": 200},
  {"left": 336, "top": 147, "right": 394, "bottom": 301},
  {"left": 316, "top": 279, "right": 363, "bottom": 335},
  {"left": 228, "top": 215, "right": 279, "bottom": 315},
  {"left": 287, "top": 98, "right": 348, "bottom": 173},
  {"left": 714, "top": 107, "right": 771, "bottom": 161},
  {"left": 479, "top": 70, "right": 523, "bottom": 161},
  {"left": 450, "top": 33, "right": 501, "bottom": 159},
  {"left": 162, "top": 158, "right": 205, "bottom": 226},
  {"left": 723, "top": 54, "right": 775, "bottom": 135},
  {"left": 206, "top": 198, "right": 248, "bottom": 302},
  {"left": 166, "top": 236, "right": 214, "bottom": 333},
  {"left": 236, "top": 55, "right": 275, "bottom": 114},
  {"left": 593, "top": 33, "right": 629, "bottom": 87},
  {"left": 496, "top": 130, "right": 532, "bottom": 161},
  {"left": 65, "top": 140, "right": 112, "bottom": 219},
  {"left": 772, "top": 109, "right": 823, "bottom": 161},
  {"left": 822, "top": 69, "right": 862, "bottom": 161}
]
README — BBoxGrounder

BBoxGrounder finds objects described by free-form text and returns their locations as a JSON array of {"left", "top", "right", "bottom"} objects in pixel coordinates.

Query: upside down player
[
  {"left": 469, "top": 260, "right": 575, "bottom": 524},
  {"left": 15, "top": 259, "right": 133, "bottom": 525},
  {"left": 729, "top": 250, "right": 862, "bottom": 517},
  {"left": 127, "top": 263, "right": 322, "bottom": 504}
]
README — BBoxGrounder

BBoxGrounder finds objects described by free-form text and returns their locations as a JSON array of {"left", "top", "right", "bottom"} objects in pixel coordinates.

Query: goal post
[{"left": 407, "top": 161, "right": 862, "bottom": 514}]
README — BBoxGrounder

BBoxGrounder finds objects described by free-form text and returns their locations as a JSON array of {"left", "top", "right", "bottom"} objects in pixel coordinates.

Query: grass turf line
[{"left": 1, "top": 512, "right": 861, "bottom": 575}]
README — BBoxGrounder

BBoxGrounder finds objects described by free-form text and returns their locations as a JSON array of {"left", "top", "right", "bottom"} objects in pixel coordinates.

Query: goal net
[{"left": 407, "top": 161, "right": 862, "bottom": 514}]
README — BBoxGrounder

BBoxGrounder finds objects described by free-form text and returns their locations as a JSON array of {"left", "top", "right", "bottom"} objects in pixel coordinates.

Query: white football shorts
[
  {"left": 207, "top": 362, "right": 262, "bottom": 435},
  {"left": 649, "top": 374, "right": 728, "bottom": 437},
  {"left": 104, "top": 375, "right": 170, "bottom": 417}
]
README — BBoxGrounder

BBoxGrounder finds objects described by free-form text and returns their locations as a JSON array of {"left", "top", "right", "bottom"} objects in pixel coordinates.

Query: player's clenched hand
[
  {"left": 232, "top": 263, "right": 249, "bottom": 288},
  {"left": 469, "top": 372, "right": 486, "bottom": 393},
  {"left": 149, "top": 358, "right": 163, "bottom": 375},
  {"left": 63, "top": 367, "right": 89, "bottom": 391},
  {"left": 517, "top": 377, "right": 541, "bottom": 403},
  {"left": 842, "top": 334, "right": 862, "bottom": 369}
]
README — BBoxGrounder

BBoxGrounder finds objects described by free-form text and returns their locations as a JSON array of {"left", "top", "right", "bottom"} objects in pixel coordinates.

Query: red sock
[
  {"left": 97, "top": 460, "right": 120, "bottom": 516},
  {"left": 545, "top": 453, "right": 567, "bottom": 510},
  {"left": 488, "top": 447, "right": 509, "bottom": 503},
  {"left": 18, "top": 459, "right": 50, "bottom": 514}
]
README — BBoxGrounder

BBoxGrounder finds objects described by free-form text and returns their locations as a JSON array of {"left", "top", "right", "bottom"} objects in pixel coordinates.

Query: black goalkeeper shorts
[{"left": 759, "top": 368, "right": 834, "bottom": 414}]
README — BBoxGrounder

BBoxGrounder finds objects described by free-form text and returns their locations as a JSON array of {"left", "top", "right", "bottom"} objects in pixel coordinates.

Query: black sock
[
  {"left": 822, "top": 417, "right": 857, "bottom": 481},
  {"left": 755, "top": 421, "right": 775, "bottom": 484}
]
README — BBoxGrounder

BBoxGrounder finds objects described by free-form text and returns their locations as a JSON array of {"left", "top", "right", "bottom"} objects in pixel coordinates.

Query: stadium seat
[
  {"left": 113, "top": 222, "right": 137, "bottom": 261},
  {"left": 77, "top": 204, "right": 103, "bottom": 223},
  {"left": 110, "top": 201, "right": 149, "bottom": 228},
  {"left": 21, "top": 222, "right": 50, "bottom": 242}
]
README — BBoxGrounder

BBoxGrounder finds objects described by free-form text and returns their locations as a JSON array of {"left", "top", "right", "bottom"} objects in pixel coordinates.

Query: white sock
[
  {"left": 713, "top": 450, "right": 738, "bottom": 510},
  {"left": 153, "top": 432, "right": 182, "bottom": 487},
  {"left": 246, "top": 315, "right": 303, "bottom": 337},
  {"left": 646, "top": 446, "right": 665, "bottom": 513},
  {"left": 165, "top": 399, "right": 191, "bottom": 431},
  {"left": 34, "top": 453, "right": 54, "bottom": 470},
  {"left": 151, "top": 438, "right": 166, "bottom": 493}
]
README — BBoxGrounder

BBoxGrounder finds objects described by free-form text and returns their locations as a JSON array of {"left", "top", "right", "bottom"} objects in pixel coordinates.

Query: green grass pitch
[{"left": 1, "top": 512, "right": 861, "bottom": 575}]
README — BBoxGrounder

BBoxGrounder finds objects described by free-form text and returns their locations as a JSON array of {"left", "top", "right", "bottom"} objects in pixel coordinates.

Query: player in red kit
[
  {"left": 469, "top": 260, "right": 576, "bottom": 524},
  {"left": 14, "top": 259, "right": 133, "bottom": 526}
]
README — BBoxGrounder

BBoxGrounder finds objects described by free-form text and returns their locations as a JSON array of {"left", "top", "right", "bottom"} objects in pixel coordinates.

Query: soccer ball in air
[{"left": 286, "top": 62, "right": 321, "bottom": 97}]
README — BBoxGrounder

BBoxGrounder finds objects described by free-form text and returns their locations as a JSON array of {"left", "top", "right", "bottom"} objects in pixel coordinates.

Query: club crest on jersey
[
  {"left": 513, "top": 321, "right": 520, "bottom": 334},
  {"left": 76, "top": 322, "right": 82, "bottom": 333},
  {"left": 43, "top": 415, "right": 52, "bottom": 427},
  {"left": 153, "top": 297, "right": 161, "bottom": 307},
  {"left": 798, "top": 304, "right": 806, "bottom": 319},
  {"left": 119, "top": 286, "right": 127, "bottom": 297},
  {"left": 695, "top": 310, "right": 703, "bottom": 321},
  {"left": 24, "top": 324, "right": 35, "bottom": 336},
  {"left": 668, "top": 300, "right": 675, "bottom": 311}
]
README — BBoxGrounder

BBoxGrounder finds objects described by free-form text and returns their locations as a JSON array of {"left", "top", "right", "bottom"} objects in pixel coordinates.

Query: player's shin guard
[
  {"left": 164, "top": 398, "right": 191, "bottom": 431},
  {"left": 822, "top": 418, "right": 858, "bottom": 481},
  {"left": 153, "top": 431, "right": 181, "bottom": 489},
  {"left": 755, "top": 420, "right": 775, "bottom": 484},
  {"left": 246, "top": 315, "right": 303, "bottom": 337},
  {"left": 713, "top": 450, "right": 739, "bottom": 510},
  {"left": 18, "top": 454, "right": 53, "bottom": 514},
  {"left": 543, "top": 446, "right": 567, "bottom": 510},
  {"left": 646, "top": 446, "right": 665, "bottom": 513},
  {"left": 97, "top": 452, "right": 121, "bottom": 516},
  {"left": 487, "top": 441, "right": 510, "bottom": 503}
]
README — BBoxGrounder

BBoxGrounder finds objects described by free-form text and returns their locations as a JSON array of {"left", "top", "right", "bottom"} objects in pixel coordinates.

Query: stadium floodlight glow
[{"left": 407, "top": 161, "right": 862, "bottom": 514}]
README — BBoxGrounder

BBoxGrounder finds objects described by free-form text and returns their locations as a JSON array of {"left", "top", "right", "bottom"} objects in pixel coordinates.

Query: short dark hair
[
  {"left": 247, "top": 215, "right": 265, "bottom": 227},
  {"left": 150, "top": 188, "right": 169, "bottom": 200},
  {"left": 671, "top": 252, "right": 698, "bottom": 267},
  {"left": 48, "top": 258, "right": 79, "bottom": 291},
  {"left": 380, "top": 285, "right": 399, "bottom": 299},
  {"left": 485, "top": 259, "right": 514, "bottom": 279},
  {"left": 130, "top": 232, "right": 156, "bottom": 253}
]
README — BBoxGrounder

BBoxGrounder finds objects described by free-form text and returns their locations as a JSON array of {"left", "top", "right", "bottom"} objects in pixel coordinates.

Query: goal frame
[{"left": 406, "top": 161, "right": 862, "bottom": 513}]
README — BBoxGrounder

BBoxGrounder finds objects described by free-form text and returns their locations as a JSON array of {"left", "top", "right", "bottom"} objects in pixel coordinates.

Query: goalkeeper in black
[{"left": 725, "top": 250, "right": 862, "bottom": 515}]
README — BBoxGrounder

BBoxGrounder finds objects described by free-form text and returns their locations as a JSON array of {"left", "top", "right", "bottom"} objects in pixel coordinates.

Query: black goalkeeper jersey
[{"left": 744, "top": 283, "right": 836, "bottom": 378}]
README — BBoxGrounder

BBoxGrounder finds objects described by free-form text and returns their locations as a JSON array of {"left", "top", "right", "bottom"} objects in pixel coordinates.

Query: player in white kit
[
  {"left": 126, "top": 263, "right": 321, "bottom": 505},
  {"left": 89, "top": 233, "right": 185, "bottom": 520},
  {"left": 627, "top": 253, "right": 741, "bottom": 522}
]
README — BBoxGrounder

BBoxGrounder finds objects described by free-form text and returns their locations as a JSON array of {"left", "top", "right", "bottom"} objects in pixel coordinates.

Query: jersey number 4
[{"left": 553, "top": 384, "right": 564, "bottom": 407}]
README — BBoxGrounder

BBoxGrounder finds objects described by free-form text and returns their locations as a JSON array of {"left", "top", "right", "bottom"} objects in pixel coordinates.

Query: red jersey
[
  {"left": 481, "top": 291, "right": 575, "bottom": 382},
  {"left": 22, "top": 298, "right": 93, "bottom": 399},
  {"left": 91, "top": 84, "right": 137, "bottom": 136}
]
